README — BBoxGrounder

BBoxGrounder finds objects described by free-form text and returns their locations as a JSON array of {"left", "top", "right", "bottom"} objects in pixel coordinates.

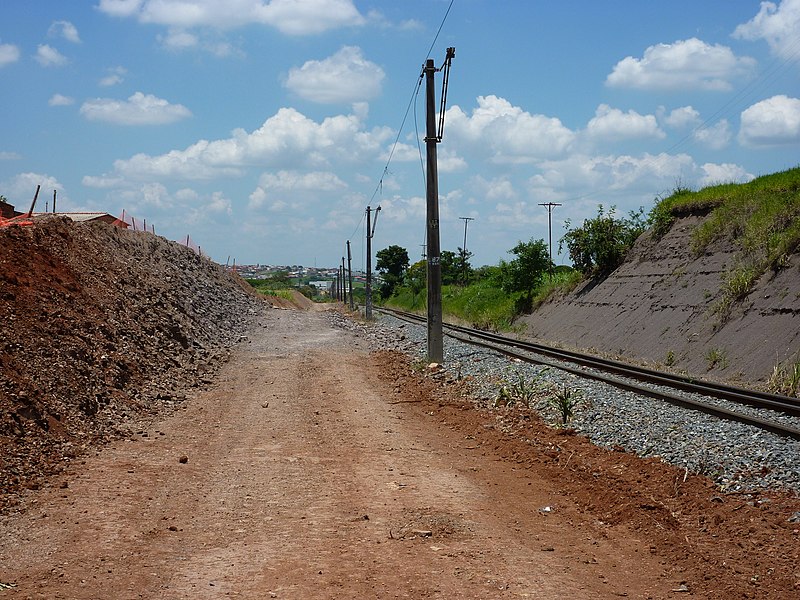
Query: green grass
[
  {"left": 386, "top": 267, "right": 583, "bottom": 331},
  {"left": 651, "top": 167, "right": 800, "bottom": 322}
]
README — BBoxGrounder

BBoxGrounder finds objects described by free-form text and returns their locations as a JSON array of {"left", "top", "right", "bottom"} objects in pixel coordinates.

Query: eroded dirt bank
[
  {"left": 1, "top": 310, "right": 799, "bottom": 599},
  {"left": 520, "top": 216, "right": 800, "bottom": 386}
]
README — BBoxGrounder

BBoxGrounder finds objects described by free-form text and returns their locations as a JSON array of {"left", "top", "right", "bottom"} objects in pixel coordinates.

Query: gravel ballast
[{"left": 333, "top": 311, "right": 800, "bottom": 496}]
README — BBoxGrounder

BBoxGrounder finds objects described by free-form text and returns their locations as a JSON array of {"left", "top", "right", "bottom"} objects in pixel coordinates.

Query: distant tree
[
  {"left": 496, "top": 238, "right": 551, "bottom": 308},
  {"left": 440, "top": 250, "right": 459, "bottom": 285},
  {"left": 457, "top": 246, "right": 474, "bottom": 284},
  {"left": 376, "top": 244, "right": 410, "bottom": 298},
  {"left": 559, "top": 205, "right": 647, "bottom": 276},
  {"left": 404, "top": 260, "right": 427, "bottom": 307}
]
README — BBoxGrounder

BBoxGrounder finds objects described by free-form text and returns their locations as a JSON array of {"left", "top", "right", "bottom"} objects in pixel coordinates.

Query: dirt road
[{"left": 0, "top": 309, "right": 796, "bottom": 598}]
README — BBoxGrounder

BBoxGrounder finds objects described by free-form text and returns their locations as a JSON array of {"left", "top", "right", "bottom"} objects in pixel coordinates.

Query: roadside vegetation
[{"left": 650, "top": 167, "right": 800, "bottom": 323}]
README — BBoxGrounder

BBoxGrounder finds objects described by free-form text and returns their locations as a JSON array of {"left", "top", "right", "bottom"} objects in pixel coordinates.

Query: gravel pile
[{"left": 332, "top": 311, "right": 800, "bottom": 495}]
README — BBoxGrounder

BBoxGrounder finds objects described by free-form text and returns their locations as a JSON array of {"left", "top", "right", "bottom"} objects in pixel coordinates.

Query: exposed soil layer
[
  {"left": 521, "top": 216, "right": 800, "bottom": 386},
  {"left": 1, "top": 219, "right": 799, "bottom": 598},
  {"left": 0, "top": 218, "right": 265, "bottom": 510}
]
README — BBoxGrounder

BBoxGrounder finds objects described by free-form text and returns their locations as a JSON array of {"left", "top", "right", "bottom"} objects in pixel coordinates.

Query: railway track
[{"left": 376, "top": 307, "right": 800, "bottom": 441}]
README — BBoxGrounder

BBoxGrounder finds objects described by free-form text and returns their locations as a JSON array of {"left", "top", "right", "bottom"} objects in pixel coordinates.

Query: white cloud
[
  {"left": 35, "top": 44, "right": 69, "bottom": 67},
  {"left": 661, "top": 106, "right": 701, "bottom": 129},
  {"left": 207, "top": 191, "right": 232, "bottom": 214},
  {"left": 285, "top": 46, "right": 384, "bottom": 104},
  {"left": 738, "top": 95, "right": 800, "bottom": 146},
  {"left": 734, "top": 0, "right": 800, "bottom": 61},
  {"left": 175, "top": 187, "right": 199, "bottom": 201},
  {"left": 49, "top": 94, "right": 75, "bottom": 106},
  {"left": 585, "top": 104, "right": 665, "bottom": 142},
  {"left": 80, "top": 92, "right": 192, "bottom": 125},
  {"left": 0, "top": 151, "right": 22, "bottom": 160},
  {"left": 446, "top": 95, "right": 575, "bottom": 163},
  {"left": 104, "top": 106, "right": 391, "bottom": 181},
  {"left": 699, "top": 163, "right": 754, "bottom": 186},
  {"left": 48, "top": 21, "right": 81, "bottom": 43},
  {"left": 1, "top": 172, "right": 66, "bottom": 207},
  {"left": 257, "top": 170, "right": 347, "bottom": 191},
  {"left": 97, "top": 0, "right": 366, "bottom": 35},
  {"left": 0, "top": 42, "right": 20, "bottom": 67},
  {"left": 535, "top": 152, "right": 696, "bottom": 193},
  {"left": 99, "top": 66, "right": 127, "bottom": 86},
  {"left": 606, "top": 38, "right": 756, "bottom": 91},
  {"left": 693, "top": 120, "right": 732, "bottom": 150},
  {"left": 159, "top": 28, "right": 199, "bottom": 50}
]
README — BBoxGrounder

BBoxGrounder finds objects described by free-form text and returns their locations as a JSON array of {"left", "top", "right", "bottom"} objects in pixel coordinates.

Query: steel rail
[{"left": 376, "top": 307, "right": 800, "bottom": 441}]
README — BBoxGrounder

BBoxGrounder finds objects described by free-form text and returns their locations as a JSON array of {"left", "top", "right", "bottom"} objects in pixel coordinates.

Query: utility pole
[
  {"left": 424, "top": 47, "right": 455, "bottom": 364},
  {"left": 341, "top": 258, "right": 347, "bottom": 304},
  {"left": 365, "top": 205, "right": 381, "bottom": 320},
  {"left": 459, "top": 216, "right": 474, "bottom": 286},
  {"left": 539, "top": 202, "right": 562, "bottom": 281},
  {"left": 347, "top": 240, "right": 354, "bottom": 311},
  {"left": 420, "top": 243, "right": 427, "bottom": 260}
]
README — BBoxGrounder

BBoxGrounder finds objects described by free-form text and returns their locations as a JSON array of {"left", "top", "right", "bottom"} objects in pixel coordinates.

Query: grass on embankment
[{"left": 649, "top": 166, "right": 800, "bottom": 323}]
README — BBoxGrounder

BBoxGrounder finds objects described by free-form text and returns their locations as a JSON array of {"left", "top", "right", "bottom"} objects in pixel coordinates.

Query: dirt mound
[
  {"left": 521, "top": 216, "right": 800, "bottom": 386},
  {"left": 0, "top": 217, "right": 268, "bottom": 511},
  {"left": 264, "top": 289, "right": 316, "bottom": 310}
]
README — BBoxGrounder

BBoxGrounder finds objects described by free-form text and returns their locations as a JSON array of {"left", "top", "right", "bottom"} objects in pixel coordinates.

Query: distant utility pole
[
  {"left": 420, "top": 243, "right": 427, "bottom": 260},
  {"left": 341, "top": 258, "right": 347, "bottom": 304},
  {"left": 347, "top": 240, "right": 354, "bottom": 311},
  {"left": 459, "top": 216, "right": 474, "bottom": 286},
  {"left": 365, "top": 205, "right": 381, "bottom": 320},
  {"left": 424, "top": 47, "right": 455, "bottom": 364},
  {"left": 539, "top": 202, "right": 562, "bottom": 281}
]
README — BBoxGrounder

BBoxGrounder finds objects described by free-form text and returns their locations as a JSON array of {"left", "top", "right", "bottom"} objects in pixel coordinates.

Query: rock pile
[{"left": 0, "top": 217, "right": 268, "bottom": 510}]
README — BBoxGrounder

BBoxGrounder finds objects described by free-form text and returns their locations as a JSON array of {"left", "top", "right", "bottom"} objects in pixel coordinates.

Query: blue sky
[{"left": 1, "top": 1, "right": 799, "bottom": 269}]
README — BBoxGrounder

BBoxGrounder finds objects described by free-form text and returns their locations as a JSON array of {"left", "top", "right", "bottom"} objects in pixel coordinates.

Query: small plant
[
  {"left": 493, "top": 370, "right": 541, "bottom": 407},
  {"left": 665, "top": 350, "right": 675, "bottom": 367},
  {"left": 548, "top": 385, "right": 583, "bottom": 426},
  {"left": 768, "top": 357, "right": 800, "bottom": 397},
  {"left": 705, "top": 347, "right": 729, "bottom": 370}
]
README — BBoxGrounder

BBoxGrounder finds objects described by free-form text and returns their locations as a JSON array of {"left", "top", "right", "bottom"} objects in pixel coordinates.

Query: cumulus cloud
[
  {"left": 446, "top": 95, "right": 575, "bottom": 163},
  {"left": 699, "top": 163, "right": 754, "bottom": 186},
  {"left": 49, "top": 94, "right": 75, "bottom": 106},
  {"left": 738, "top": 95, "right": 800, "bottom": 146},
  {"left": 606, "top": 38, "right": 756, "bottom": 91},
  {"left": 734, "top": 0, "right": 800, "bottom": 61},
  {"left": 248, "top": 170, "right": 346, "bottom": 210},
  {"left": 35, "top": 44, "right": 68, "bottom": 67},
  {"left": 585, "top": 104, "right": 665, "bottom": 142},
  {"left": 285, "top": 46, "right": 384, "bottom": 104},
  {"left": 97, "top": 0, "right": 366, "bottom": 35},
  {"left": 0, "top": 42, "right": 20, "bottom": 67},
  {"left": 48, "top": 20, "right": 81, "bottom": 43},
  {"left": 693, "top": 120, "right": 732, "bottom": 150},
  {"left": 80, "top": 92, "right": 192, "bottom": 125},
  {"left": 1, "top": 172, "right": 66, "bottom": 206},
  {"left": 99, "top": 66, "right": 128, "bottom": 86},
  {"left": 102, "top": 106, "right": 391, "bottom": 181},
  {"left": 661, "top": 106, "right": 701, "bottom": 129}
]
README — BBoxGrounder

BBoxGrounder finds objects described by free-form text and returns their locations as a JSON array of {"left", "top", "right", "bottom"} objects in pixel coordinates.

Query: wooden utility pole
[
  {"left": 424, "top": 47, "right": 455, "bottom": 363},
  {"left": 365, "top": 205, "right": 380, "bottom": 320},
  {"left": 26, "top": 185, "right": 41, "bottom": 218},
  {"left": 347, "top": 240, "right": 354, "bottom": 311},
  {"left": 539, "top": 202, "right": 562, "bottom": 281}
]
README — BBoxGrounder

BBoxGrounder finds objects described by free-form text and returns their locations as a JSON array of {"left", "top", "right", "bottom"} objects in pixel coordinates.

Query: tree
[
  {"left": 559, "top": 205, "right": 647, "bottom": 276},
  {"left": 375, "top": 245, "right": 409, "bottom": 299},
  {"left": 404, "top": 260, "right": 427, "bottom": 307},
  {"left": 497, "top": 238, "right": 551, "bottom": 302}
]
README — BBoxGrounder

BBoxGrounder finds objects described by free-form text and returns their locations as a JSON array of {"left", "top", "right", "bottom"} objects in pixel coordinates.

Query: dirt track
[{"left": 1, "top": 308, "right": 799, "bottom": 598}]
